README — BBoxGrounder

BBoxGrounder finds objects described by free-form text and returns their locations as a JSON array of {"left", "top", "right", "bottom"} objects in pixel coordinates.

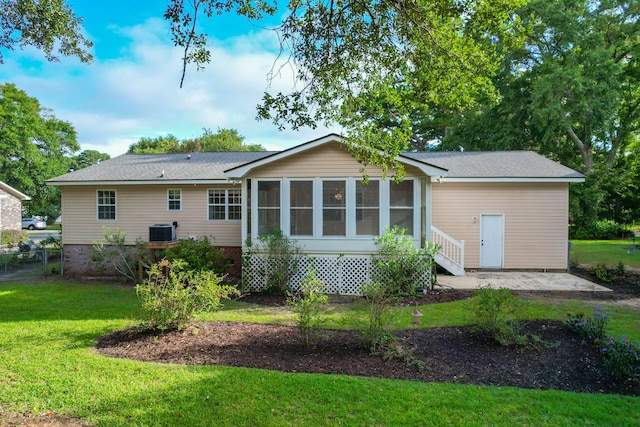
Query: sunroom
[{"left": 224, "top": 134, "right": 449, "bottom": 294}]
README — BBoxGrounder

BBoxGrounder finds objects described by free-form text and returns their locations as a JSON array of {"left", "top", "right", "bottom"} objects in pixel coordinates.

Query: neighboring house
[
  {"left": 47, "top": 134, "right": 584, "bottom": 292},
  {"left": 0, "top": 181, "right": 31, "bottom": 237}
]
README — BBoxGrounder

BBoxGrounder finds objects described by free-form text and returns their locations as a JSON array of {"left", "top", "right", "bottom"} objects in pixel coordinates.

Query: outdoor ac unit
[{"left": 149, "top": 224, "right": 175, "bottom": 242}]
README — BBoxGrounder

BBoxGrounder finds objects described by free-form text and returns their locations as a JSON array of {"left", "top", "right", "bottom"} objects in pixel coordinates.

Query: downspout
[{"left": 421, "top": 177, "right": 431, "bottom": 247}]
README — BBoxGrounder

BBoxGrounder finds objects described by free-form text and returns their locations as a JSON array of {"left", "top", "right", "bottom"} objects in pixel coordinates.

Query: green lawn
[
  {"left": 570, "top": 239, "right": 640, "bottom": 269},
  {"left": 0, "top": 281, "right": 638, "bottom": 426}
]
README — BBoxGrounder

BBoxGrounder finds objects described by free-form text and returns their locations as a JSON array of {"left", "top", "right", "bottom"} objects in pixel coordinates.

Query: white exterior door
[{"left": 480, "top": 214, "right": 504, "bottom": 268}]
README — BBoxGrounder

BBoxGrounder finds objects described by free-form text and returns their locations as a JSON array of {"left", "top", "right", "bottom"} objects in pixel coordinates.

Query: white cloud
[{"left": 1, "top": 17, "right": 339, "bottom": 158}]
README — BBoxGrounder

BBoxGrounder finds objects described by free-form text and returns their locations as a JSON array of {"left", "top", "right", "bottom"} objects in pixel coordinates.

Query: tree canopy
[
  {"left": 128, "top": 128, "right": 265, "bottom": 154},
  {"left": 0, "top": 0, "right": 93, "bottom": 63},
  {"left": 0, "top": 83, "right": 79, "bottom": 218},
  {"left": 2, "top": 0, "right": 524, "bottom": 176}
]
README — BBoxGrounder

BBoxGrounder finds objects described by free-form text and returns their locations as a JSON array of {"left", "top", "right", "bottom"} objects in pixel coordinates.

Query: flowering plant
[
  {"left": 565, "top": 305, "right": 609, "bottom": 340},
  {"left": 599, "top": 336, "right": 640, "bottom": 380},
  {"left": 566, "top": 307, "right": 639, "bottom": 381}
]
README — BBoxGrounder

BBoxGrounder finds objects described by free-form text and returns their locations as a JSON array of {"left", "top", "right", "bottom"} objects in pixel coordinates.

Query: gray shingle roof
[
  {"left": 47, "top": 144, "right": 584, "bottom": 185},
  {"left": 47, "top": 151, "right": 275, "bottom": 184},
  {"left": 402, "top": 151, "right": 584, "bottom": 179}
]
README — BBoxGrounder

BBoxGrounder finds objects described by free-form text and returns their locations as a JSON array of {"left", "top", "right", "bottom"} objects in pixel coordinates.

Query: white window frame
[
  {"left": 250, "top": 178, "right": 417, "bottom": 241},
  {"left": 167, "top": 189, "right": 182, "bottom": 211},
  {"left": 96, "top": 190, "right": 117, "bottom": 221},
  {"left": 208, "top": 188, "right": 242, "bottom": 221},
  {"left": 289, "top": 179, "right": 314, "bottom": 237}
]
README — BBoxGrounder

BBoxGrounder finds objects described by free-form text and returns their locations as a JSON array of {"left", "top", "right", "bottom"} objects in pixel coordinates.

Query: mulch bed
[{"left": 96, "top": 272, "right": 640, "bottom": 396}]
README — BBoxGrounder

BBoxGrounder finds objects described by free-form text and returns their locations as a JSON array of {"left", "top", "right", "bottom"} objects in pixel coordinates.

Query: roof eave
[
  {"left": 46, "top": 179, "right": 238, "bottom": 187},
  {"left": 440, "top": 177, "right": 586, "bottom": 183}
]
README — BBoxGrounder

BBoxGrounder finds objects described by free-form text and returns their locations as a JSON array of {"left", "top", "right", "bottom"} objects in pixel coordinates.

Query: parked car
[{"left": 21, "top": 218, "right": 47, "bottom": 230}]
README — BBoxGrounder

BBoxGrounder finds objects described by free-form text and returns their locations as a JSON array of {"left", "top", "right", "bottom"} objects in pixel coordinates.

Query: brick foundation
[{"left": 63, "top": 244, "right": 243, "bottom": 279}]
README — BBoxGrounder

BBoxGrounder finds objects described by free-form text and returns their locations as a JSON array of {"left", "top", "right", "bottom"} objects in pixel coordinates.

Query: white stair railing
[{"left": 430, "top": 225, "right": 465, "bottom": 276}]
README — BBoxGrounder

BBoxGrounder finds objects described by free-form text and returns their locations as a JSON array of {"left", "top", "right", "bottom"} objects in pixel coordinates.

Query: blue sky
[{"left": 0, "top": 1, "right": 335, "bottom": 157}]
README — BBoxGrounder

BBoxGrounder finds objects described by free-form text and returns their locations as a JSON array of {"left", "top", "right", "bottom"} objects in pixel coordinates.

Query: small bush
[
  {"left": 372, "top": 226, "right": 439, "bottom": 297},
  {"left": 164, "top": 237, "right": 228, "bottom": 274},
  {"left": 566, "top": 308, "right": 639, "bottom": 381},
  {"left": 243, "top": 228, "right": 304, "bottom": 295},
  {"left": 359, "top": 281, "right": 398, "bottom": 352},
  {"left": 565, "top": 305, "right": 610, "bottom": 340},
  {"left": 136, "top": 258, "right": 240, "bottom": 330},
  {"left": 468, "top": 285, "right": 527, "bottom": 346},
  {"left": 287, "top": 270, "right": 328, "bottom": 347},
  {"left": 599, "top": 337, "right": 640, "bottom": 381},
  {"left": 1, "top": 229, "right": 28, "bottom": 245},
  {"left": 588, "top": 264, "right": 614, "bottom": 283}
]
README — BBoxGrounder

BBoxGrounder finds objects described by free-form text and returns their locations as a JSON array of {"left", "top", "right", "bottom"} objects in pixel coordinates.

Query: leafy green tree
[
  {"left": 0, "top": 83, "right": 79, "bottom": 219},
  {"left": 68, "top": 149, "right": 110, "bottom": 171},
  {"left": 182, "top": 128, "right": 264, "bottom": 152},
  {"left": 127, "top": 135, "right": 182, "bottom": 154},
  {"left": 165, "top": 0, "right": 525, "bottom": 176},
  {"left": 442, "top": 0, "right": 640, "bottom": 172},
  {"left": 128, "top": 128, "right": 265, "bottom": 153},
  {"left": 4, "top": 1, "right": 525, "bottom": 174},
  {"left": 0, "top": 0, "right": 93, "bottom": 63}
]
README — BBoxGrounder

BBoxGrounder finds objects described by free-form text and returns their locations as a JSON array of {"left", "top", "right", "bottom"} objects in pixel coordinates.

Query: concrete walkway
[{"left": 437, "top": 271, "right": 612, "bottom": 292}]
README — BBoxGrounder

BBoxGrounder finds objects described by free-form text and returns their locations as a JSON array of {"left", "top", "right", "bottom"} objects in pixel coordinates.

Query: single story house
[
  {"left": 0, "top": 181, "right": 31, "bottom": 235},
  {"left": 47, "top": 134, "right": 584, "bottom": 293}
]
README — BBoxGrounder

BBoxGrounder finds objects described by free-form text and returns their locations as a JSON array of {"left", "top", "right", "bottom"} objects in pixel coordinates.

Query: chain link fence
[{"left": 0, "top": 247, "right": 63, "bottom": 281}]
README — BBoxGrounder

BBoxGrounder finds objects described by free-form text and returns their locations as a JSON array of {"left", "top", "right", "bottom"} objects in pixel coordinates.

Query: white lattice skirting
[{"left": 243, "top": 254, "right": 433, "bottom": 295}]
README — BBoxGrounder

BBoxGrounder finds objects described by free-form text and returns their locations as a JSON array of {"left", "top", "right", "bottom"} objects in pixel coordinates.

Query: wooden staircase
[{"left": 430, "top": 226, "right": 465, "bottom": 276}]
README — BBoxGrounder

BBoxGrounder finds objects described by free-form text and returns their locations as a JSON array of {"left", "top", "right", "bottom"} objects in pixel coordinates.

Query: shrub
[
  {"left": 1, "top": 229, "right": 28, "bottom": 245},
  {"left": 570, "top": 220, "right": 623, "bottom": 240},
  {"left": 359, "top": 281, "right": 398, "bottom": 352},
  {"left": 92, "top": 227, "right": 147, "bottom": 282},
  {"left": 372, "top": 226, "right": 440, "bottom": 297},
  {"left": 136, "top": 258, "right": 240, "bottom": 330},
  {"left": 164, "top": 237, "right": 228, "bottom": 274},
  {"left": 588, "top": 264, "right": 614, "bottom": 283},
  {"left": 599, "top": 337, "right": 640, "bottom": 381},
  {"left": 243, "top": 228, "right": 304, "bottom": 295},
  {"left": 468, "top": 285, "right": 527, "bottom": 346},
  {"left": 287, "top": 270, "right": 328, "bottom": 347},
  {"left": 566, "top": 308, "right": 639, "bottom": 381},
  {"left": 565, "top": 305, "right": 610, "bottom": 340}
]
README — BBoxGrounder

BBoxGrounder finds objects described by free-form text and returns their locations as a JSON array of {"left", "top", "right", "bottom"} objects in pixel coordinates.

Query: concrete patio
[{"left": 437, "top": 271, "right": 612, "bottom": 292}]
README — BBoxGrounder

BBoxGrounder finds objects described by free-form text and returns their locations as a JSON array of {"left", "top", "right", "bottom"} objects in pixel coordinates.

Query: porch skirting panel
[{"left": 242, "top": 253, "right": 433, "bottom": 295}]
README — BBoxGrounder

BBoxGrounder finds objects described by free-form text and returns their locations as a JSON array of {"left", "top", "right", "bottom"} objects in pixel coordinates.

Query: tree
[
  {"left": 128, "top": 128, "right": 265, "bottom": 153},
  {"left": 0, "top": 0, "right": 93, "bottom": 63},
  {"left": 68, "top": 149, "right": 111, "bottom": 171},
  {"left": 0, "top": 83, "right": 79, "bottom": 219},
  {"left": 182, "top": 128, "right": 264, "bottom": 152},
  {"left": 428, "top": 0, "right": 640, "bottom": 224},
  {"left": 3, "top": 1, "right": 524, "bottom": 176},
  {"left": 165, "top": 0, "right": 525, "bottom": 176},
  {"left": 128, "top": 135, "right": 182, "bottom": 154},
  {"left": 442, "top": 0, "right": 640, "bottom": 173}
]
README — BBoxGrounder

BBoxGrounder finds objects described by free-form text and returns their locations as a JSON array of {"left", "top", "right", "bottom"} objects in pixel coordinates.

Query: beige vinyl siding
[
  {"left": 432, "top": 182, "right": 569, "bottom": 270},
  {"left": 61, "top": 184, "right": 242, "bottom": 246},
  {"left": 250, "top": 142, "right": 424, "bottom": 178}
]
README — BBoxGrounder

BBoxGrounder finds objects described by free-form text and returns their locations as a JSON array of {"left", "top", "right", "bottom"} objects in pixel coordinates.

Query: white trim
[
  {"left": 441, "top": 177, "right": 585, "bottom": 183},
  {"left": 289, "top": 178, "right": 315, "bottom": 237},
  {"left": 251, "top": 177, "right": 420, "bottom": 242},
  {"left": 207, "top": 188, "right": 242, "bottom": 222},
  {"left": 0, "top": 181, "right": 30, "bottom": 200},
  {"left": 167, "top": 189, "right": 182, "bottom": 212},
  {"left": 96, "top": 189, "right": 117, "bottom": 221},
  {"left": 48, "top": 179, "right": 236, "bottom": 186}
]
